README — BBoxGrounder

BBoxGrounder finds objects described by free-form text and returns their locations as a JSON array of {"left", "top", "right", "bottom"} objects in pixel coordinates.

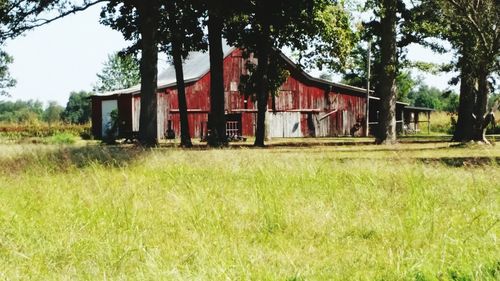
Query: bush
[
  {"left": 0, "top": 123, "right": 91, "bottom": 139},
  {"left": 46, "top": 132, "right": 76, "bottom": 145}
]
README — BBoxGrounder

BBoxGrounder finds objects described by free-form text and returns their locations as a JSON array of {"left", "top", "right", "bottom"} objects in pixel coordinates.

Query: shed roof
[{"left": 404, "top": 106, "right": 435, "bottom": 112}]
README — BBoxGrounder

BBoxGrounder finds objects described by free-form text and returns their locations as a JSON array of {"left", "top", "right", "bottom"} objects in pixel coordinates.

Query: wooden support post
[
  {"left": 365, "top": 40, "right": 371, "bottom": 137},
  {"left": 427, "top": 111, "right": 431, "bottom": 134},
  {"left": 401, "top": 108, "right": 405, "bottom": 135}
]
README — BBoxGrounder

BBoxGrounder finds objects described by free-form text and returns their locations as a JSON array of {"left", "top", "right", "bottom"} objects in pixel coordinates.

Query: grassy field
[{"left": 0, "top": 139, "right": 499, "bottom": 280}]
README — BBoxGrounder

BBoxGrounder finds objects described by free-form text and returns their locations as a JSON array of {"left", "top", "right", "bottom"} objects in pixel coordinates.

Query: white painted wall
[
  {"left": 132, "top": 97, "right": 140, "bottom": 132},
  {"left": 102, "top": 100, "right": 118, "bottom": 137},
  {"left": 268, "top": 112, "right": 302, "bottom": 138}
]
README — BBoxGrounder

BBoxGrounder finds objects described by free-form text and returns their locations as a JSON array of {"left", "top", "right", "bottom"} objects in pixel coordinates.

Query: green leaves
[
  {"left": 93, "top": 53, "right": 140, "bottom": 93},
  {"left": 61, "top": 91, "right": 92, "bottom": 125},
  {"left": 302, "top": 2, "right": 358, "bottom": 72},
  {"left": 0, "top": 50, "right": 16, "bottom": 96}
]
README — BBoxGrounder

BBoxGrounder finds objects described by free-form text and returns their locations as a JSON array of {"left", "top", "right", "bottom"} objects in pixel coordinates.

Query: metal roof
[
  {"left": 93, "top": 44, "right": 372, "bottom": 97},
  {"left": 94, "top": 43, "right": 235, "bottom": 97},
  {"left": 404, "top": 106, "right": 435, "bottom": 112},
  {"left": 275, "top": 51, "right": 371, "bottom": 95},
  {"left": 157, "top": 44, "right": 235, "bottom": 87}
]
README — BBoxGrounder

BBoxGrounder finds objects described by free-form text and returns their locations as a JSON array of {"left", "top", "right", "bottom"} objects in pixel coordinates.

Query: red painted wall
[{"left": 92, "top": 48, "right": 367, "bottom": 139}]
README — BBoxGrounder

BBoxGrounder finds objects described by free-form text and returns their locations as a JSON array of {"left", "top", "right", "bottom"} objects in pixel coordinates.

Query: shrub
[
  {"left": 0, "top": 123, "right": 91, "bottom": 139},
  {"left": 46, "top": 132, "right": 76, "bottom": 145}
]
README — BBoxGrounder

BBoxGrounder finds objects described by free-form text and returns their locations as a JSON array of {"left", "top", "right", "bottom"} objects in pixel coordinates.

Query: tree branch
[{"left": 2, "top": 0, "right": 108, "bottom": 40}]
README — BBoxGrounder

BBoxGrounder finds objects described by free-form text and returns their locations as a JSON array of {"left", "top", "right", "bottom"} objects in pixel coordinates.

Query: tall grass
[
  {"left": 0, "top": 143, "right": 498, "bottom": 280},
  {"left": 427, "top": 111, "right": 500, "bottom": 135},
  {"left": 429, "top": 112, "right": 455, "bottom": 134}
]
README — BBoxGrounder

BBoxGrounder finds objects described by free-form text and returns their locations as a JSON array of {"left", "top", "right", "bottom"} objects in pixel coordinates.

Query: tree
[
  {"left": 361, "top": 0, "right": 445, "bottom": 143},
  {"left": 444, "top": 0, "right": 499, "bottom": 143},
  {"left": 0, "top": 0, "right": 106, "bottom": 95},
  {"left": 93, "top": 52, "right": 140, "bottom": 93},
  {"left": 61, "top": 91, "right": 92, "bottom": 124},
  {"left": 227, "top": 0, "right": 355, "bottom": 147},
  {"left": 162, "top": 0, "right": 206, "bottom": 148},
  {"left": 0, "top": 99, "right": 43, "bottom": 123},
  {"left": 417, "top": 0, "right": 499, "bottom": 143},
  {"left": 407, "top": 85, "right": 459, "bottom": 112},
  {"left": 203, "top": 0, "right": 243, "bottom": 147},
  {"left": 366, "top": 0, "right": 398, "bottom": 144},
  {"left": 101, "top": 0, "right": 162, "bottom": 146},
  {"left": 0, "top": 1, "right": 106, "bottom": 42},
  {"left": 43, "top": 101, "right": 63, "bottom": 126},
  {"left": 0, "top": 50, "right": 15, "bottom": 95},
  {"left": 102, "top": 0, "right": 207, "bottom": 147}
]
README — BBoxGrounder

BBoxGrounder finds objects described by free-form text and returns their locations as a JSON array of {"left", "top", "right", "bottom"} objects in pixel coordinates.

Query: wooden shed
[{"left": 91, "top": 46, "right": 389, "bottom": 140}]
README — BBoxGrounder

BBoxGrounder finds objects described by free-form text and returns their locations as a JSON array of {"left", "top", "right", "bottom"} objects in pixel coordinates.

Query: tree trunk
[
  {"left": 207, "top": 7, "right": 227, "bottom": 147},
  {"left": 167, "top": 1, "right": 192, "bottom": 148},
  {"left": 453, "top": 61, "right": 476, "bottom": 142},
  {"left": 172, "top": 37, "right": 193, "bottom": 147},
  {"left": 137, "top": 3, "right": 159, "bottom": 146},
  {"left": 254, "top": 25, "right": 271, "bottom": 147},
  {"left": 473, "top": 68, "right": 489, "bottom": 142},
  {"left": 375, "top": 0, "right": 397, "bottom": 144}
]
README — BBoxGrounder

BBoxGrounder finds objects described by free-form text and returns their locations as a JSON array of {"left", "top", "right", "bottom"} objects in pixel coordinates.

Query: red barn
[{"left": 91, "top": 46, "right": 406, "bottom": 140}]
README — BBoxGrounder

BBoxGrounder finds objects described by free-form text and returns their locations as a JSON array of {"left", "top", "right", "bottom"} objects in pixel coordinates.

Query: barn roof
[
  {"left": 95, "top": 44, "right": 235, "bottom": 97},
  {"left": 93, "top": 45, "right": 369, "bottom": 97},
  {"left": 275, "top": 52, "right": 370, "bottom": 95},
  {"left": 157, "top": 44, "right": 236, "bottom": 86}
]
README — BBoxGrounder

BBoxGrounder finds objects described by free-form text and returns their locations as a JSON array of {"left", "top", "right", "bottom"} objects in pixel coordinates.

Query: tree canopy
[
  {"left": 0, "top": 50, "right": 15, "bottom": 95},
  {"left": 225, "top": 0, "right": 356, "bottom": 146},
  {"left": 61, "top": 91, "right": 92, "bottom": 124},
  {"left": 93, "top": 52, "right": 140, "bottom": 93}
]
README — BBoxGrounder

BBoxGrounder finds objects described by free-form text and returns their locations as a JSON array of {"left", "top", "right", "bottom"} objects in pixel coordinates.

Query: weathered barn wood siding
[
  {"left": 91, "top": 98, "right": 102, "bottom": 138},
  {"left": 117, "top": 96, "right": 132, "bottom": 136},
  {"left": 91, "top": 95, "right": 135, "bottom": 139},
  {"left": 93, "top": 48, "right": 368, "bottom": 139}
]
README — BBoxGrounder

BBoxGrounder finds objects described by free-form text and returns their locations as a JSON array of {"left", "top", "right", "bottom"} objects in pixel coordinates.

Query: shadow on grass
[
  {"left": 331, "top": 156, "right": 499, "bottom": 168},
  {"left": 228, "top": 138, "right": 456, "bottom": 149},
  {"left": 1, "top": 145, "right": 146, "bottom": 174},
  {"left": 417, "top": 156, "right": 500, "bottom": 167}
]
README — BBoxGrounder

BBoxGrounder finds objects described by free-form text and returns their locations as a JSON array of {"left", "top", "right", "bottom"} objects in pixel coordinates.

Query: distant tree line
[
  {"left": 0, "top": 51, "right": 140, "bottom": 126},
  {"left": 0, "top": 91, "right": 91, "bottom": 125}
]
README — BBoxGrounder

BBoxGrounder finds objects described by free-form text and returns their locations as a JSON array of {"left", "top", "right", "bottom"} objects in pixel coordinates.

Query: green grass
[{"left": 0, "top": 140, "right": 499, "bottom": 280}]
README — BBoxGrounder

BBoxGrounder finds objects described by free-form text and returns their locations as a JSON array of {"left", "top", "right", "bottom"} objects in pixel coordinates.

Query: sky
[{"left": 3, "top": 5, "right": 456, "bottom": 107}]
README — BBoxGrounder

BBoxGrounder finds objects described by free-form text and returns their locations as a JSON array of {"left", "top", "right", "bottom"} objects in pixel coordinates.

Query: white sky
[{"left": 3, "top": 4, "right": 457, "bottom": 107}]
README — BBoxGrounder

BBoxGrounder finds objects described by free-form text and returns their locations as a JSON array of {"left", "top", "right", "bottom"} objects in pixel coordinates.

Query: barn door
[
  {"left": 283, "top": 112, "right": 302, "bottom": 137},
  {"left": 268, "top": 112, "right": 284, "bottom": 138},
  {"left": 268, "top": 112, "right": 302, "bottom": 138},
  {"left": 102, "top": 100, "right": 118, "bottom": 137}
]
